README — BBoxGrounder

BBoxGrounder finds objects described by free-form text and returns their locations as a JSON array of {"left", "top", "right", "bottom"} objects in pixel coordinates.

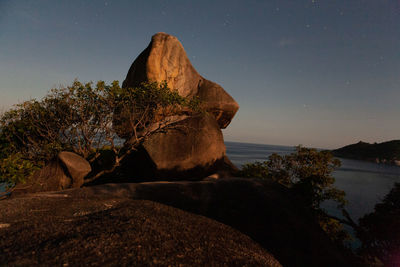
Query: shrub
[
  {"left": 239, "top": 146, "right": 351, "bottom": 244},
  {"left": 357, "top": 183, "right": 400, "bottom": 266},
  {"left": 0, "top": 153, "right": 40, "bottom": 187},
  {"left": 0, "top": 80, "right": 198, "bottom": 186}
]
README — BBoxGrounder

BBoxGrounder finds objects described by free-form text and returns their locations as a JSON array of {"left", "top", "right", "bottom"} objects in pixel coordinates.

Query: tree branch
[{"left": 325, "top": 209, "right": 359, "bottom": 231}]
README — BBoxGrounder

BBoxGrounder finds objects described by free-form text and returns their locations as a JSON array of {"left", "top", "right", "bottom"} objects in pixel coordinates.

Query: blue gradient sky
[{"left": 1, "top": 0, "right": 399, "bottom": 148}]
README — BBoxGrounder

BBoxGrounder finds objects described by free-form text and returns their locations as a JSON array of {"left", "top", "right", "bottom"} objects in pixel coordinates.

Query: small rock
[
  {"left": 0, "top": 223, "right": 10, "bottom": 229},
  {"left": 58, "top": 151, "right": 91, "bottom": 188}
]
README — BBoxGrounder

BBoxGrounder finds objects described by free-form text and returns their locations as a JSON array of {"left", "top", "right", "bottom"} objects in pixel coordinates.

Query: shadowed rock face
[
  {"left": 80, "top": 179, "right": 359, "bottom": 267},
  {"left": 8, "top": 178, "right": 359, "bottom": 267},
  {"left": 1, "top": 194, "right": 281, "bottom": 266},
  {"left": 197, "top": 78, "right": 239, "bottom": 128},
  {"left": 119, "top": 33, "right": 239, "bottom": 179},
  {"left": 122, "top": 32, "right": 239, "bottom": 129}
]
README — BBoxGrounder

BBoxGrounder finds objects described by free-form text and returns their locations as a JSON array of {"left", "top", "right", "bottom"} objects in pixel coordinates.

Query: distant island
[{"left": 332, "top": 140, "right": 400, "bottom": 166}]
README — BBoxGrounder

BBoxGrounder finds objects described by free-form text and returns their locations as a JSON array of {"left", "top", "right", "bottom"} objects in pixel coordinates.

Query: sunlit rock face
[
  {"left": 121, "top": 33, "right": 239, "bottom": 179},
  {"left": 122, "top": 32, "right": 239, "bottom": 128},
  {"left": 142, "top": 114, "right": 225, "bottom": 171}
]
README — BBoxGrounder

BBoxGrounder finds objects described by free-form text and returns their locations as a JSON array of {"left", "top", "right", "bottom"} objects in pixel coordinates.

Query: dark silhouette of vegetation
[
  {"left": 239, "top": 146, "right": 400, "bottom": 264},
  {"left": 0, "top": 80, "right": 199, "bottom": 188},
  {"left": 239, "top": 146, "right": 355, "bottom": 244},
  {"left": 332, "top": 140, "right": 400, "bottom": 164},
  {"left": 357, "top": 183, "right": 400, "bottom": 267}
]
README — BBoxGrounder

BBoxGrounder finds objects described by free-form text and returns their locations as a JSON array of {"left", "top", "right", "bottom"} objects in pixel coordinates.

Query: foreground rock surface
[
  {"left": 9, "top": 178, "right": 358, "bottom": 267},
  {"left": 1, "top": 196, "right": 280, "bottom": 266}
]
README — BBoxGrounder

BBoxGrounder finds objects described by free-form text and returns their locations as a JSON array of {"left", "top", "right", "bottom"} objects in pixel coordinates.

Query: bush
[
  {"left": 357, "top": 183, "right": 400, "bottom": 266},
  {"left": 0, "top": 80, "right": 198, "bottom": 186},
  {"left": 239, "top": 146, "right": 351, "bottom": 244},
  {"left": 0, "top": 153, "right": 40, "bottom": 187}
]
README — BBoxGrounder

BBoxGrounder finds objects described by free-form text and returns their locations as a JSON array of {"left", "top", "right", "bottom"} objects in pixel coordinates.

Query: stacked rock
[{"left": 121, "top": 33, "right": 239, "bottom": 179}]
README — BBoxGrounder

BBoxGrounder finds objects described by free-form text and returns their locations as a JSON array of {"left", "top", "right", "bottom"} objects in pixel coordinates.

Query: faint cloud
[{"left": 278, "top": 38, "right": 295, "bottom": 47}]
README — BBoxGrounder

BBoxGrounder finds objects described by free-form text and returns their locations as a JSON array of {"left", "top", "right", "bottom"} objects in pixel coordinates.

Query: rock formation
[
  {"left": 1, "top": 190, "right": 281, "bottom": 266},
  {"left": 58, "top": 151, "right": 92, "bottom": 187},
  {"left": 12, "top": 152, "right": 91, "bottom": 195},
  {"left": 7, "top": 178, "right": 358, "bottom": 266},
  {"left": 141, "top": 114, "right": 225, "bottom": 173},
  {"left": 121, "top": 32, "right": 239, "bottom": 179}
]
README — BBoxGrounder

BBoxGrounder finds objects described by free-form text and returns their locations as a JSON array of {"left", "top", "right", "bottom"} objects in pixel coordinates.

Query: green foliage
[
  {"left": 112, "top": 81, "right": 200, "bottom": 137},
  {"left": 315, "top": 210, "right": 352, "bottom": 244},
  {"left": 240, "top": 146, "right": 345, "bottom": 208},
  {"left": 239, "top": 146, "right": 351, "bottom": 244},
  {"left": 0, "top": 153, "right": 41, "bottom": 187},
  {"left": 0, "top": 80, "right": 197, "bottom": 186},
  {"left": 357, "top": 183, "right": 400, "bottom": 266}
]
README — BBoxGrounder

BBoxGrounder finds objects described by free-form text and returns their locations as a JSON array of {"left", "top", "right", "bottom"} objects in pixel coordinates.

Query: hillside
[{"left": 332, "top": 140, "right": 400, "bottom": 165}]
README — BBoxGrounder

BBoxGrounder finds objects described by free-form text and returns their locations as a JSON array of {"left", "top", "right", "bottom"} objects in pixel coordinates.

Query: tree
[
  {"left": 0, "top": 80, "right": 199, "bottom": 187},
  {"left": 357, "top": 183, "right": 400, "bottom": 266},
  {"left": 239, "top": 146, "right": 352, "bottom": 244}
]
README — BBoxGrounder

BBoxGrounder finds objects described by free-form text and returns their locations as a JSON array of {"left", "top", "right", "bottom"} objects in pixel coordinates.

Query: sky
[{"left": 0, "top": 0, "right": 399, "bottom": 149}]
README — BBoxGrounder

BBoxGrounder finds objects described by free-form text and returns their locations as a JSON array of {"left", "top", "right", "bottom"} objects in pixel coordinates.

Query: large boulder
[
  {"left": 12, "top": 152, "right": 90, "bottom": 195},
  {"left": 108, "top": 114, "right": 229, "bottom": 181},
  {"left": 122, "top": 32, "right": 239, "bottom": 129},
  {"left": 140, "top": 114, "right": 226, "bottom": 178},
  {"left": 118, "top": 33, "right": 239, "bottom": 179}
]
